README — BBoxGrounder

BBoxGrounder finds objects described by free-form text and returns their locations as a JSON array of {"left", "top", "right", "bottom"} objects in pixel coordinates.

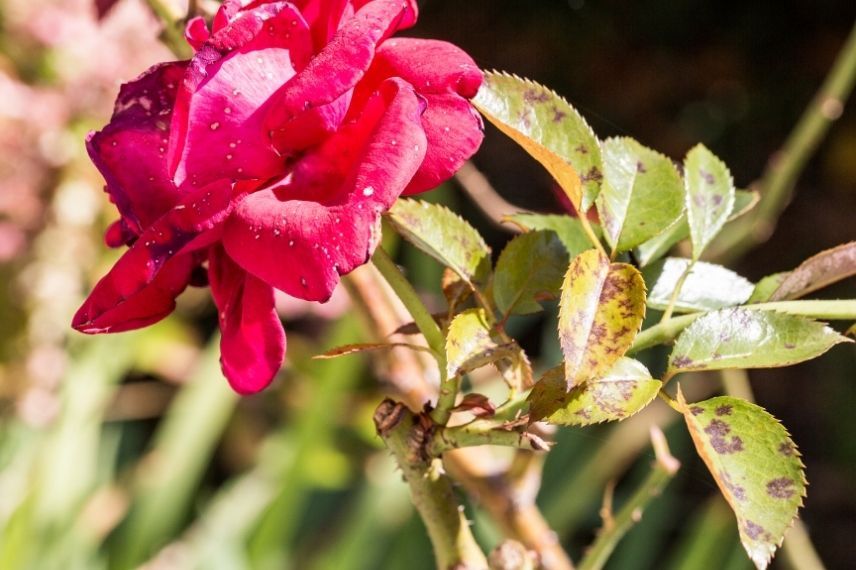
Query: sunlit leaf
[
  {"left": 678, "top": 391, "right": 806, "bottom": 569},
  {"left": 473, "top": 72, "right": 603, "bottom": 211},
  {"left": 387, "top": 199, "right": 491, "bottom": 287},
  {"left": 494, "top": 230, "right": 568, "bottom": 317},
  {"left": 684, "top": 144, "right": 735, "bottom": 260},
  {"left": 769, "top": 241, "right": 856, "bottom": 301},
  {"left": 596, "top": 137, "right": 684, "bottom": 253},
  {"left": 529, "top": 358, "right": 661, "bottom": 424},
  {"left": 644, "top": 258, "right": 754, "bottom": 312},
  {"left": 558, "top": 249, "right": 646, "bottom": 387},
  {"left": 667, "top": 308, "right": 851, "bottom": 376},
  {"left": 445, "top": 308, "right": 513, "bottom": 377},
  {"left": 504, "top": 213, "right": 599, "bottom": 257}
]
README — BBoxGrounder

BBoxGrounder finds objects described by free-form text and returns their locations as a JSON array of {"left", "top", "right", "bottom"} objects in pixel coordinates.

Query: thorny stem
[
  {"left": 371, "top": 248, "right": 460, "bottom": 425},
  {"left": 710, "top": 22, "right": 856, "bottom": 262},
  {"left": 429, "top": 421, "right": 551, "bottom": 456},
  {"left": 577, "top": 428, "right": 680, "bottom": 570},
  {"left": 718, "top": 369, "right": 828, "bottom": 570},
  {"left": 374, "top": 400, "right": 488, "bottom": 570}
]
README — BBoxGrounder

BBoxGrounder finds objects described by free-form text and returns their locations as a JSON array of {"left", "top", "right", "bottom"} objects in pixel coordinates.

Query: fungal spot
[
  {"left": 704, "top": 419, "right": 744, "bottom": 454},
  {"left": 784, "top": 343, "right": 796, "bottom": 349},
  {"left": 778, "top": 441, "right": 796, "bottom": 456},
  {"left": 700, "top": 169, "right": 715, "bottom": 185},
  {"left": 743, "top": 520, "right": 766, "bottom": 540},
  {"left": 715, "top": 404, "right": 733, "bottom": 416},
  {"left": 672, "top": 356, "right": 694, "bottom": 369},
  {"left": 636, "top": 161, "right": 647, "bottom": 174},
  {"left": 575, "top": 144, "right": 588, "bottom": 154},
  {"left": 552, "top": 107, "right": 567, "bottom": 122},
  {"left": 766, "top": 477, "right": 796, "bottom": 499},
  {"left": 712, "top": 195, "right": 723, "bottom": 206}
]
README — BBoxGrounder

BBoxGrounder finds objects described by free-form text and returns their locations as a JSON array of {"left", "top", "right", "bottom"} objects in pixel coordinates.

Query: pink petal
[
  {"left": 209, "top": 245, "right": 285, "bottom": 394},
  {"left": 87, "top": 62, "right": 187, "bottom": 233},
  {"left": 72, "top": 180, "right": 235, "bottom": 333},
  {"left": 169, "top": 3, "right": 313, "bottom": 186},
  {"left": 292, "top": 0, "right": 354, "bottom": 49},
  {"left": 223, "top": 78, "right": 426, "bottom": 301},
  {"left": 265, "top": 0, "right": 417, "bottom": 154},
  {"left": 185, "top": 17, "right": 210, "bottom": 52},
  {"left": 353, "top": 38, "right": 484, "bottom": 194}
]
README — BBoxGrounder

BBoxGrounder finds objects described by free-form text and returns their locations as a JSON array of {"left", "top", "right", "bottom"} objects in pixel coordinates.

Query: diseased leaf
[
  {"left": 636, "top": 189, "right": 757, "bottom": 267},
  {"left": 445, "top": 309, "right": 510, "bottom": 376},
  {"left": 493, "top": 230, "right": 568, "bottom": 317},
  {"left": 667, "top": 308, "right": 851, "bottom": 376},
  {"left": 504, "top": 213, "right": 600, "bottom": 257},
  {"left": 678, "top": 391, "right": 806, "bottom": 569},
  {"left": 453, "top": 393, "right": 496, "bottom": 418},
  {"left": 684, "top": 144, "right": 735, "bottom": 260},
  {"left": 748, "top": 273, "right": 790, "bottom": 304},
  {"left": 529, "top": 358, "right": 661, "bottom": 424},
  {"left": 387, "top": 199, "right": 491, "bottom": 286},
  {"left": 596, "top": 137, "right": 684, "bottom": 253},
  {"left": 558, "top": 249, "right": 646, "bottom": 387},
  {"left": 644, "top": 258, "right": 754, "bottom": 313},
  {"left": 769, "top": 241, "right": 856, "bottom": 301},
  {"left": 441, "top": 267, "right": 471, "bottom": 311},
  {"left": 314, "top": 342, "right": 432, "bottom": 359},
  {"left": 473, "top": 72, "right": 603, "bottom": 211}
]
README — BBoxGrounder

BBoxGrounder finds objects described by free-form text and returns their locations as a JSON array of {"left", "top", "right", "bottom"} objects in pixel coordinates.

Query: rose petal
[
  {"left": 353, "top": 38, "right": 484, "bottom": 194},
  {"left": 265, "top": 0, "right": 417, "bottom": 154},
  {"left": 209, "top": 245, "right": 285, "bottom": 394},
  {"left": 87, "top": 62, "right": 187, "bottom": 233},
  {"left": 292, "top": 0, "right": 354, "bottom": 49},
  {"left": 185, "top": 16, "right": 210, "bottom": 52},
  {"left": 169, "top": 3, "right": 313, "bottom": 186},
  {"left": 73, "top": 180, "right": 235, "bottom": 333},
  {"left": 223, "top": 78, "right": 426, "bottom": 301}
]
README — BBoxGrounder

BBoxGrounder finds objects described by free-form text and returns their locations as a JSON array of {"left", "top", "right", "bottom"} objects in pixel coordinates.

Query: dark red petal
[
  {"left": 185, "top": 17, "right": 210, "bottom": 52},
  {"left": 223, "top": 78, "right": 427, "bottom": 301},
  {"left": 292, "top": 0, "right": 354, "bottom": 49},
  {"left": 209, "top": 245, "right": 285, "bottom": 394},
  {"left": 265, "top": 0, "right": 417, "bottom": 154},
  {"left": 169, "top": 3, "right": 313, "bottom": 186},
  {"left": 72, "top": 181, "right": 235, "bottom": 333},
  {"left": 352, "top": 38, "right": 484, "bottom": 194},
  {"left": 104, "top": 218, "right": 137, "bottom": 248},
  {"left": 87, "top": 62, "right": 187, "bottom": 233}
]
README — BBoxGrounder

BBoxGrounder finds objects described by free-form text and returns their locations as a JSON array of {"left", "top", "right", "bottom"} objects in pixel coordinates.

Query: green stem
[
  {"left": 429, "top": 422, "right": 550, "bottom": 456},
  {"left": 577, "top": 428, "right": 679, "bottom": 570},
  {"left": 659, "top": 260, "right": 695, "bottom": 323},
  {"left": 371, "top": 248, "right": 459, "bottom": 425},
  {"left": 374, "top": 400, "right": 488, "bottom": 570},
  {"left": 143, "top": 0, "right": 192, "bottom": 58},
  {"left": 711, "top": 23, "right": 856, "bottom": 262}
]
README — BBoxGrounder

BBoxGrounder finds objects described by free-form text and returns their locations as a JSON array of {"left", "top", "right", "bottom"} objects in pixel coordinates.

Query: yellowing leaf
[
  {"left": 528, "top": 358, "right": 661, "bottom": 424},
  {"left": 678, "top": 391, "right": 806, "bottom": 569},
  {"left": 387, "top": 199, "right": 491, "bottom": 287},
  {"left": 558, "top": 249, "right": 646, "bottom": 387},
  {"left": 473, "top": 72, "right": 602, "bottom": 211},
  {"left": 684, "top": 144, "right": 735, "bottom": 260}
]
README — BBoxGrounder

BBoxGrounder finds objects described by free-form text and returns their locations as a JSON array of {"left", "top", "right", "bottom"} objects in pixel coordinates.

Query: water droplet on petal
[
  {"left": 300, "top": 277, "right": 307, "bottom": 287},
  {"left": 224, "top": 107, "right": 231, "bottom": 114},
  {"left": 210, "top": 122, "right": 220, "bottom": 130},
  {"left": 288, "top": 240, "right": 294, "bottom": 247},
  {"left": 363, "top": 186, "right": 374, "bottom": 197}
]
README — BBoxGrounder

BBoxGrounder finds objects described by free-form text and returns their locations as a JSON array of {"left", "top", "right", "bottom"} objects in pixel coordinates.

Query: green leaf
[
  {"left": 667, "top": 308, "right": 851, "bottom": 376},
  {"left": 769, "top": 241, "right": 856, "bottom": 301},
  {"left": 678, "top": 391, "right": 806, "bottom": 569},
  {"left": 684, "top": 144, "right": 735, "bottom": 260},
  {"left": 445, "top": 308, "right": 514, "bottom": 377},
  {"left": 596, "top": 137, "right": 684, "bottom": 253},
  {"left": 529, "top": 358, "right": 661, "bottom": 424},
  {"left": 636, "top": 189, "right": 757, "bottom": 267},
  {"left": 644, "top": 258, "right": 754, "bottom": 313},
  {"left": 748, "top": 273, "right": 790, "bottom": 304},
  {"left": 473, "top": 72, "right": 603, "bottom": 211},
  {"left": 504, "top": 213, "right": 600, "bottom": 257},
  {"left": 387, "top": 199, "right": 491, "bottom": 286},
  {"left": 558, "top": 249, "right": 646, "bottom": 387},
  {"left": 493, "top": 230, "right": 569, "bottom": 317}
]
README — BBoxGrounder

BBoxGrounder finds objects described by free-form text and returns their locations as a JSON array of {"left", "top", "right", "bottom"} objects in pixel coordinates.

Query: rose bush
[{"left": 72, "top": 0, "right": 484, "bottom": 394}]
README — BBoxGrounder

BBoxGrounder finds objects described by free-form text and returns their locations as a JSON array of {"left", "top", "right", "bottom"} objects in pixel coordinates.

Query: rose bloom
[{"left": 73, "top": 0, "right": 484, "bottom": 393}]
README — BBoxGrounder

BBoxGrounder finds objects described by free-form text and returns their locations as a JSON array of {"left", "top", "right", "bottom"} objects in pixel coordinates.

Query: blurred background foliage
[{"left": 0, "top": 0, "right": 853, "bottom": 569}]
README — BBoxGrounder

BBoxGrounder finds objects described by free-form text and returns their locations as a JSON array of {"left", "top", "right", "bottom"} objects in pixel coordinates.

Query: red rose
[{"left": 73, "top": 0, "right": 484, "bottom": 393}]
